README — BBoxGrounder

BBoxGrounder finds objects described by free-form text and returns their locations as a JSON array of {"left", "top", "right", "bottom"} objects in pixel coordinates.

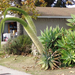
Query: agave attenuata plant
[
  {"left": 38, "top": 48, "right": 61, "bottom": 70},
  {"left": 0, "top": 7, "right": 44, "bottom": 54}
]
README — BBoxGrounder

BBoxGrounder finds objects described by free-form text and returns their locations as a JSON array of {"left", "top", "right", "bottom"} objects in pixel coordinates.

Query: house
[
  {"left": 29, "top": 7, "right": 75, "bottom": 36},
  {"left": 1, "top": 7, "right": 75, "bottom": 41}
]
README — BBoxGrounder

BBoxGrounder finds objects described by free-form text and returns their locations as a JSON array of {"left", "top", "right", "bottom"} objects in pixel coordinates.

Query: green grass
[
  {"left": 0, "top": 50, "right": 5, "bottom": 58},
  {"left": 0, "top": 54, "right": 42, "bottom": 75}
]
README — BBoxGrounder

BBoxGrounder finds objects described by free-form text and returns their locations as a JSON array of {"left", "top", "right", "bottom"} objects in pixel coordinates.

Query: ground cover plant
[{"left": 38, "top": 14, "right": 75, "bottom": 70}]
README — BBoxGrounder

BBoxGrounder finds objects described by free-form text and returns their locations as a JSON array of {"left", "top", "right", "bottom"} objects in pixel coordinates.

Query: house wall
[
  {"left": 17, "top": 22, "right": 23, "bottom": 36},
  {"left": 23, "top": 18, "right": 70, "bottom": 36},
  {"left": 4, "top": 23, "right": 8, "bottom": 33}
]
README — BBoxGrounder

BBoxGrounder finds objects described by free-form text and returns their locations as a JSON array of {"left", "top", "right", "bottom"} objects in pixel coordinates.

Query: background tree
[
  {"left": 44, "top": 0, "right": 55, "bottom": 7},
  {"left": 45, "top": 0, "right": 67, "bottom": 7},
  {"left": 0, "top": 0, "right": 11, "bottom": 19},
  {"left": 0, "top": 0, "right": 46, "bottom": 19}
]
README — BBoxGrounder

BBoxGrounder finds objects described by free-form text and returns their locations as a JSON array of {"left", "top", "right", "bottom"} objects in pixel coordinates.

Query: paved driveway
[{"left": 0, "top": 65, "right": 31, "bottom": 75}]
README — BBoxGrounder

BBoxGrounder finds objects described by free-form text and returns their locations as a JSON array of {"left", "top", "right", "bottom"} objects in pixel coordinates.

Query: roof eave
[{"left": 37, "top": 16, "right": 72, "bottom": 19}]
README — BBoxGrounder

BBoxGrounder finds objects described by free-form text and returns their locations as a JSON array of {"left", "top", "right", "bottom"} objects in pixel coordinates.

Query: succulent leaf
[{"left": 4, "top": 7, "right": 37, "bottom": 34}]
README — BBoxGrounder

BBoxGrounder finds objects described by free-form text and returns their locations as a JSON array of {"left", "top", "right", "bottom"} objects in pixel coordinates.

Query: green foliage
[
  {"left": 0, "top": 0, "right": 46, "bottom": 19},
  {"left": 39, "top": 26, "right": 66, "bottom": 52},
  {"left": 67, "top": 14, "right": 75, "bottom": 30},
  {"left": 39, "top": 48, "right": 61, "bottom": 70},
  {"left": 57, "top": 30, "right": 75, "bottom": 66},
  {"left": 3, "top": 35, "right": 32, "bottom": 55},
  {"left": 38, "top": 26, "right": 67, "bottom": 70},
  {"left": 38, "top": 26, "right": 75, "bottom": 69}
]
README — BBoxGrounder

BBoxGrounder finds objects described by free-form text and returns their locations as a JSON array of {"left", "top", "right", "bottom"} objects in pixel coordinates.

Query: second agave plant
[{"left": 39, "top": 48, "right": 61, "bottom": 70}]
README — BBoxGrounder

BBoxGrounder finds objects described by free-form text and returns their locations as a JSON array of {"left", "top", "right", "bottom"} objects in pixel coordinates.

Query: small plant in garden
[
  {"left": 67, "top": 14, "right": 75, "bottom": 30},
  {"left": 39, "top": 48, "right": 61, "bottom": 70},
  {"left": 57, "top": 30, "right": 75, "bottom": 66},
  {"left": 3, "top": 35, "right": 32, "bottom": 55}
]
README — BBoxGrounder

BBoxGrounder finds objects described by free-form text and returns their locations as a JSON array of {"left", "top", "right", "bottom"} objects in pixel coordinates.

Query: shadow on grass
[{"left": 0, "top": 73, "right": 11, "bottom": 75}]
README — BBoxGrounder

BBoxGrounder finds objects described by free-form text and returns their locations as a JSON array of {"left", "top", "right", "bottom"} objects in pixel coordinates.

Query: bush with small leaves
[{"left": 3, "top": 35, "right": 32, "bottom": 55}]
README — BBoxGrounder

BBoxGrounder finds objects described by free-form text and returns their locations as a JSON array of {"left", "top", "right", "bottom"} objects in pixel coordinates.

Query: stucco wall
[
  {"left": 23, "top": 18, "right": 70, "bottom": 36},
  {"left": 4, "top": 23, "right": 8, "bottom": 33}
]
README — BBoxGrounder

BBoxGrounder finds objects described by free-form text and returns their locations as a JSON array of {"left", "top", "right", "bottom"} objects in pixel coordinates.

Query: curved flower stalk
[
  {"left": 0, "top": 17, "right": 44, "bottom": 54},
  {"left": 4, "top": 7, "right": 37, "bottom": 34}
]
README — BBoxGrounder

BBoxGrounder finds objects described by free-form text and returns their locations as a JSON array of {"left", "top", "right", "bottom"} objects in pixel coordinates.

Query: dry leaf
[
  {"left": 70, "top": 71, "right": 75, "bottom": 73},
  {"left": 68, "top": 68, "right": 71, "bottom": 69},
  {"left": 25, "top": 68, "right": 29, "bottom": 71},
  {"left": 22, "top": 66, "right": 25, "bottom": 69},
  {"left": 61, "top": 73, "right": 64, "bottom": 75}
]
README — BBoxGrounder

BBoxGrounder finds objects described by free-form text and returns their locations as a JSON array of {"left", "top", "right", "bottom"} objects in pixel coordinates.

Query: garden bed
[{"left": 0, "top": 54, "right": 75, "bottom": 75}]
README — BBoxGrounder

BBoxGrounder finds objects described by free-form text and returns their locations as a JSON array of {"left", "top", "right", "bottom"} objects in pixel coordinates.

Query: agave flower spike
[
  {"left": 0, "top": 17, "right": 44, "bottom": 54},
  {"left": 4, "top": 7, "right": 37, "bottom": 34}
]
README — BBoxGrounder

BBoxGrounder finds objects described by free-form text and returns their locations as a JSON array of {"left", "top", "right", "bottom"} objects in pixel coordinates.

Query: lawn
[{"left": 0, "top": 51, "right": 75, "bottom": 75}]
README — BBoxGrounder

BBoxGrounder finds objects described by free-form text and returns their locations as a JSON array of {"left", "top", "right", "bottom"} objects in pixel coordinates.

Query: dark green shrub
[
  {"left": 3, "top": 35, "right": 32, "bottom": 55},
  {"left": 57, "top": 30, "right": 75, "bottom": 66}
]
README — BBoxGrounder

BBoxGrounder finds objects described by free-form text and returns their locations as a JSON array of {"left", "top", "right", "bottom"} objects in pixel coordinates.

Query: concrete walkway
[{"left": 0, "top": 65, "right": 31, "bottom": 75}]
